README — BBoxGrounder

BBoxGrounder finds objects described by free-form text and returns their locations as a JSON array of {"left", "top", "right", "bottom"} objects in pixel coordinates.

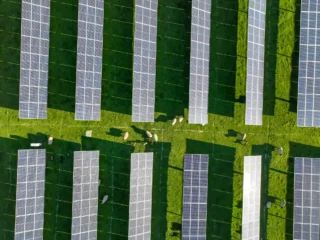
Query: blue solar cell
[
  {"left": 75, "top": 0, "right": 104, "bottom": 121},
  {"left": 188, "top": 0, "right": 212, "bottom": 124},
  {"left": 19, "top": 0, "right": 50, "bottom": 119},
  {"left": 245, "top": 0, "right": 266, "bottom": 125},
  {"left": 294, "top": 157, "right": 320, "bottom": 240},
  {"left": 132, "top": 0, "right": 158, "bottom": 122},
  {"left": 182, "top": 154, "right": 208, "bottom": 239},
  {"left": 15, "top": 149, "right": 46, "bottom": 239},
  {"left": 297, "top": 0, "right": 320, "bottom": 127}
]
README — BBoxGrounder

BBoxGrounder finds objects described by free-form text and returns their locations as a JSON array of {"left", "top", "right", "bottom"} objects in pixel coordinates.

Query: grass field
[{"left": 0, "top": 0, "right": 317, "bottom": 239}]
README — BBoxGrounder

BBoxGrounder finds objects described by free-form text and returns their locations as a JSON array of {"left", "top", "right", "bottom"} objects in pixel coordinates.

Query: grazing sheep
[
  {"left": 178, "top": 115, "right": 183, "bottom": 123},
  {"left": 278, "top": 147, "right": 283, "bottom": 155},
  {"left": 146, "top": 130, "right": 152, "bottom": 138},
  {"left": 172, "top": 118, "right": 177, "bottom": 126},
  {"left": 101, "top": 195, "right": 108, "bottom": 204},
  {"left": 241, "top": 133, "right": 247, "bottom": 141},
  {"left": 143, "top": 142, "right": 148, "bottom": 145},
  {"left": 124, "top": 132, "right": 129, "bottom": 140},
  {"left": 48, "top": 136, "right": 53, "bottom": 145},
  {"left": 153, "top": 133, "right": 158, "bottom": 142}
]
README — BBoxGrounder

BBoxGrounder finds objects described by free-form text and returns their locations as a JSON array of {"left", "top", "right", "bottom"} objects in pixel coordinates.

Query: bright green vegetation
[{"left": 0, "top": 0, "right": 315, "bottom": 239}]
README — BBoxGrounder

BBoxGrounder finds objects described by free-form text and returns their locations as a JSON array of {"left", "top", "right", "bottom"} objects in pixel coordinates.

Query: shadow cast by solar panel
[
  {"left": 50, "top": 1, "right": 135, "bottom": 115},
  {"left": 263, "top": 0, "right": 280, "bottom": 116},
  {"left": 0, "top": 1, "right": 21, "bottom": 111},
  {"left": 81, "top": 136, "right": 134, "bottom": 239},
  {"left": 46, "top": 1, "right": 78, "bottom": 113},
  {"left": 208, "top": 0, "right": 238, "bottom": 118},
  {"left": 186, "top": 139, "right": 236, "bottom": 239},
  {"left": 154, "top": 0, "right": 191, "bottom": 120},
  {"left": 145, "top": 141, "right": 171, "bottom": 239},
  {"left": 44, "top": 137, "right": 81, "bottom": 239},
  {"left": 287, "top": 142, "right": 320, "bottom": 239},
  {"left": 289, "top": 1, "right": 301, "bottom": 113},
  {"left": 0, "top": 133, "right": 81, "bottom": 239},
  {"left": 100, "top": 1, "right": 134, "bottom": 115},
  {"left": 251, "top": 143, "right": 275, "bottom": 240}
]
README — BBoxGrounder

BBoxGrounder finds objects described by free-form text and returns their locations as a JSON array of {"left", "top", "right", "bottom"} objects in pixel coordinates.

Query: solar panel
[
  {"left": 294, "top": 158, "right": 320, "bottom": 240},
  {"left": 75, "top": 0, "right": 104, "bottom": 121},
  {"left": 19, "top": 0, "right": 50, "bottom": 119},
  {"left": 15, "top": 149, "right": 46, "bottom": 240},
  {"left": 182, "top": 154, "right": 208, "bottom": 239},
  {"left": 188, "top": 0, "right": 211, "bottom": 124},
  {"left": 128, "top": 153, "right": 153, "bottom": 239},
  {"left": 242, "top": 156, "right": 261, "bottom": 240},
  {"left": 297, "top": 0, "right": 320, "bottom": 127},
  {"left": 132, "top": 0, "right": 158, "bottom": 122},
  {"left": 245, "top": 0, "right": 266, "bottom": 125},
  {"left": 71, "top": 151, "right": 100, "bottom": 240}
]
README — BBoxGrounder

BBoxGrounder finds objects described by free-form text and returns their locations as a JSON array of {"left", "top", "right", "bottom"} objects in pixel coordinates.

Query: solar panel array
[
  {"left": 19, "top": 0, "right": 50, "bottom": 119},
  {"left": 245, "top": 0, "right": 266, "bottom": 125},
  {"left": 188, "top": 0, "right": 212, "bottom": 124},
  {"left": 242, "top": 156, "right": 261, "bottom": 240},
  {"left": 132, "top": 0, "right": 158, "bottom": 122},
  {"left": 297, "top": 0, "right": 320, "bottom": 127},
  {"left": 128, "top": 153, "right": 154, "bottom": 239},
  {"left": 71, "top": 151, "right": 100, "bottom": 240},
  {"left": 15, "top": 149, "right": 46, "bottom": 240},
  {"left": 75, "top": 0, "right": 104, "bottom": 120},
  {"left": 182, "top": 154, "right": 208, "bottom": 239},
  {"left": 294, "top": 158, "right": 320, "bottom": 240}
]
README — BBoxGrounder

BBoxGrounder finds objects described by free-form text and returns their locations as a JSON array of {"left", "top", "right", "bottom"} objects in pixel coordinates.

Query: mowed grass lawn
[{"left": 0, "top": 0, "right": 317, "bottom": 239}]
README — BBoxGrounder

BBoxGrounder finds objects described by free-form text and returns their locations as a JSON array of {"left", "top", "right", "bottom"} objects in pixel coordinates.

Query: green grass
[{"left": 0, "top": 0, "right": 313, "bottom": 239}]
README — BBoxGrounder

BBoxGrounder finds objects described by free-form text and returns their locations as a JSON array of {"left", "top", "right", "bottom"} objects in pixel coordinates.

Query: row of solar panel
[
  {"left": 15, "top": 151, "right": 317, "bottom": 240},
  {"left": 19, "top": 0, "right": 271, "bottom": 126},
  {"left": 246, "top": 0, "right": 320, "bottom": 128},
  {"left": 182, "top": 155, "right": 320, "bottom": 240},
  {"left": 297, "top": 0, "right": 320, "bottom": 127},
  {"left": 14, "top": 150, "right": 261, "bottom": 240},
  {"left": 15, "top": 150, "right": 100, "bottom": 240},
  {"left": 14, "top": 150, "right": 153, "bottom": 240},
  {"left": 181, "top": 155, "right": 262, "bottom": 240},
  {"left": 19, "top": 0, "right": 213, "bottom": 124},
  {"left": 19, "top": 0, "right": 104, "bottom": 120}
]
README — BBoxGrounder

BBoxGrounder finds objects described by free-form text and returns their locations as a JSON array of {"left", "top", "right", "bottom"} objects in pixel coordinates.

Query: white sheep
[
  {"left": 48, "top": 136, "right": 53, "bottom": 145},
  {"left": 178, "top": 115, "right": 183, "bottom": 123},
  {"left": 146, "top": 131, "right": 152, "bottom": 138},
  {"left": 101, "top": 195, "right": 108, "bottom": 204},
  {"left": 123, "top": 132, "right": 129, "bottom": 140},
  {"left": 241, "top": 133, "right": 247, "bottom": 141},
  {"left": 278, "top": 147, "right": 283, "bottom": 155},
  {"left": 153, "top": 133, "right": 158, "bottom": 142},
  {"left": 172, "top": 118, "right": 177, "bottom": 126}
]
